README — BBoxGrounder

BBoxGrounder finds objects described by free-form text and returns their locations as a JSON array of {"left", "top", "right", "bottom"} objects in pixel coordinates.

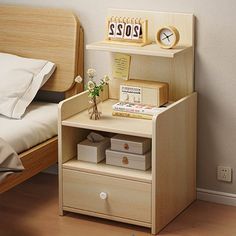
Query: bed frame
[{"left": 0, "top": 5, "right": 84, "bottom": 193}]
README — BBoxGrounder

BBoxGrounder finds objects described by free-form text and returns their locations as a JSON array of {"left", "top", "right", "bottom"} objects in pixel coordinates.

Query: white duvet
[{"left": 0, "top": 102, "right": 58, "bottom": 154}]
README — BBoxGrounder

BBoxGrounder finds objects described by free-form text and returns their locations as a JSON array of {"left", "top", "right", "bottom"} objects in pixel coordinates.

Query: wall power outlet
[{"left": 217, "top": 166, "right": 232, "bottom": 182}]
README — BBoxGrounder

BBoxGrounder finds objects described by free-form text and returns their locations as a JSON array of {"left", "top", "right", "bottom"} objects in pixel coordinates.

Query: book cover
[
  {"left": 112, "top": 102, "right": 166, "bottom": 116},
  {"left": 120, "top": 85, "right": 142, "bottom": 104},
  {"left": 112, "top": 111, "right": 153, "bottom": 120}
]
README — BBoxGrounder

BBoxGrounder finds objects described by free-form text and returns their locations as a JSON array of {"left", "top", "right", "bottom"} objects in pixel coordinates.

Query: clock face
[
  {"left": 159, "top": 28, "right": 176, "bottom": 47},
  {"left": 156, "top": 26, "right": 180, "bottom": 49}
]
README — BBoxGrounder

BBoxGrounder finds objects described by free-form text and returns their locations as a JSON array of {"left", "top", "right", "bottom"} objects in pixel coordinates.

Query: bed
[{"left": 0, "top": 5, "right": 84, "bottom": 193}]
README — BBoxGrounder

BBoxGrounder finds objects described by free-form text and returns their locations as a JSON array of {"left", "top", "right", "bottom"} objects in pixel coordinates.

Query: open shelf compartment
[
  {"left": 63, "top": 159, "right": 152, "bottom": 184},
  {"left": 62, "top": 98, "right": 159, "bottom": 138}
]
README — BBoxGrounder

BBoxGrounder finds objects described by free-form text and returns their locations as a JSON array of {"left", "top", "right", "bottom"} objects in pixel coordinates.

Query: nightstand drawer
[{"left": 63, "top": 169, "right": 151, "bottom": 223}]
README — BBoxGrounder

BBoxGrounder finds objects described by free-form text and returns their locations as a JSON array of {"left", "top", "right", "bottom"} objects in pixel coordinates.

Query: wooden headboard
[{"left": 0, "top": 5, "right": 83, "bottom": 94}]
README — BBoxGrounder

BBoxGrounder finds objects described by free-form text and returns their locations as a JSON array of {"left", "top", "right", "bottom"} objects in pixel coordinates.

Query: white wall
[{"left": 1, "top": 0, "right": 236, "bottom": 194}]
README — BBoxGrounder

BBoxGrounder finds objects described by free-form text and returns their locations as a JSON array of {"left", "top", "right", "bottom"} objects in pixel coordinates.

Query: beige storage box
[
  {"left": 111, "top": 134, "right": 151, "bottom": 154},
  {"left": 106, "top": 149, "right": 151, "bottom": 170},
  {"left": 120, "top": 79, "right": 169, "bottom": 107},
  {"left": 77, "top": 138, "right": 110, "bottom": 163}
]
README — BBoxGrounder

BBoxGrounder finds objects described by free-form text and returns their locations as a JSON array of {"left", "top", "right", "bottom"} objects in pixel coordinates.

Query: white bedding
[
  {"left": 0, "top": 52, "right": 56, "bottom": 119},
  {"left": 0, "top": 102, "right": 58, "bottom": 154}
]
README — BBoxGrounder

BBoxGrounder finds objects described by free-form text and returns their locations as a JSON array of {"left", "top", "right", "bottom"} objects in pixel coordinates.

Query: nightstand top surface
[{"left": 62, "top": 99, "right": 155, "bottom": 138}]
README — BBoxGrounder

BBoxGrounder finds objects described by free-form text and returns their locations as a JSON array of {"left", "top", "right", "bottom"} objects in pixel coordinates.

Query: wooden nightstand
[{"left": 58, "top": 9, "right": 196, "bottom": 235}]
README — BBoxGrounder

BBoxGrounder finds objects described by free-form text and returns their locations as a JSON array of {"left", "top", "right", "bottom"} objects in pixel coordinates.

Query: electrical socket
[{"left": 217, "top": 166, "right": 232, "bottom": 182}]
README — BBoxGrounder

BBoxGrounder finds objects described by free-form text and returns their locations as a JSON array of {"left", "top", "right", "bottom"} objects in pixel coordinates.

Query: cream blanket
[{"left": 0, "top": 138, "right": 24, "bottom": 183}]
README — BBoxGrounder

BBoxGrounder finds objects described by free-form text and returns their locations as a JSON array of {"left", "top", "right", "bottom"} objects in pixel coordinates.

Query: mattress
[{"left": 0, "top": 102, "right": 58, "bottom": 154}]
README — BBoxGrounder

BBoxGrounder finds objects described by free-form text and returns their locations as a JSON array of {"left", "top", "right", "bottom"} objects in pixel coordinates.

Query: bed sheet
[{"left": 0, "top": 102, "right": 58, "bottom": 154}]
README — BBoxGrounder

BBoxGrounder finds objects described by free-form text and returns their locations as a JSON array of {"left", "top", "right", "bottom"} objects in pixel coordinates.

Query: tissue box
[{"left": 77, "top": 138, "right": 110, "bottom": 163}]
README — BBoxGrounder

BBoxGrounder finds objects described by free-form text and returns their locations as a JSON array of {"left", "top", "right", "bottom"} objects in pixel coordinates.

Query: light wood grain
[
  {"left": 108, "top": 49, "right": 194, "bottom": 101},
  {"left": 63, "top": 206, "right": 151, "bottom": 228},
  {"left": 107, "top": 9, "right": 194, "bottom": 46},
  {"left": 0, "top": 5, "right": 83, "bottom": 193},
  {"left": 63, "top": 159, "right": 151, "bottom": 183},
  {"left": 2, "top": 174, "right": 236, "bottom": 236},
  {"left": 87, "top": 10, "right": 194, "bottom": 101},
  {"left": 0, "top": 5, "right": 81, "bottom": 92},
  {"left": 107, "top": 48, "right": 193, "bottom": 101},
  {"left": 151, "top": 92, "right": 197, "bottom": 234},
  {"left": 65, "top": 26, "right": 84, "bottom": 97},
  {"left": 0, "top": 137, "right": 58, "bottom": 194},
  {"left": 86, "top": 42, "right": 192, "bottom": 58},
  {"left": 106, "top": 46, "right": 194, "bottom": 101},
  {"left": 59, "top": 9, "right": 196, "bottom": 233},
  {"left": 58, "top": 90, "right": 94, "bottom": 215},
  {"left": 58, "top": 126, "right": 89, "bottom": 215},
  {"left": 171, "top": 47, "right": 195, "bottom": 100},
  {"left": 62, "top": 98, "right": 154, "bottom": 138},
  {"left": 63, "top": 169, "right": 151, "bottom": 223}
]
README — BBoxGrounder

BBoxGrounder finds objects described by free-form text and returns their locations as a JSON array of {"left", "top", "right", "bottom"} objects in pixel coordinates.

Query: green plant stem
[{"left": 90, "top": 96, "right": 100, "bottom": 120}]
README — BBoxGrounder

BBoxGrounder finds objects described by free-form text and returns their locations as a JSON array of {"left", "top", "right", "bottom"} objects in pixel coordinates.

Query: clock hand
[
  {"left": 162, "top": 32, "right": 173, "bottom": 41},
  {"left": 163, "top": 32, "right": 168, "bottom": 37},
  {"left": 167, "top": 33, "right": 173, "bottom": 37},
  {"left": 162, "top": 36, "right": 170, "bottom": 42}
]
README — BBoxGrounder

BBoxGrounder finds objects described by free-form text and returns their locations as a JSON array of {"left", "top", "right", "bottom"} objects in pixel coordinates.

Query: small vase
[{"left": 88, "top": 96, "right": 102, "bottom": 120}]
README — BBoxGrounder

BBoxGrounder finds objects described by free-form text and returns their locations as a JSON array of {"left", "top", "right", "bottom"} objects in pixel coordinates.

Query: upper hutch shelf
[
  {"left": 87, "top": 9, "right": 194, "bottom": 59},
  {"left": 86, "top": 42, "right": 192, "bottom": 58},
  {"left": 86, "top": 9, "right": 195, "bottom": 102}
]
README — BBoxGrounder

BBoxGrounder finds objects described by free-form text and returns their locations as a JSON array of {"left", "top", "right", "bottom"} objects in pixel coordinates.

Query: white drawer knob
[{"left": 100, "top": 192, "right": 108, "bottom": 200}]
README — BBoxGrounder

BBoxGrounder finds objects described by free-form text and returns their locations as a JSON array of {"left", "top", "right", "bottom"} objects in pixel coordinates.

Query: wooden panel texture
[
  {"left": 103, "top": 9, "right": 195, "bottom": 101},
  {"left": 63, "top": 169, "right": 151, "bottom": 223},
  {"left": 0, "top": 5, "right": 81, "bottom": 92},
  {"left": 63, "top": 159, "right": 152, "bottom": 183},
  {"left": 0, "top": 5, "right": 83, "bottom": 193},
  {"left": 152, "top": 92, "right": 197, "bottom": 234},
  {"left": 108, "top": 9, "right": 194, "bottom": 46},
  {"left": 0, "top": 137, "right": 58, "bottom": 194}
]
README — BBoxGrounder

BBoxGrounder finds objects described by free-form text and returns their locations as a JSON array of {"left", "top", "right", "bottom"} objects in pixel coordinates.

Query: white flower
[
  {"left": 87, "top": 81, "right": 95, "bottom": 91},
  {"left": 87, "top": 68, "right": 96, "bottom": 78},
  {"left": 103, "top": 75, "right": 110, "bottom": 84},
  {"left": 74, "top": 75, "right": 83, "bottom": 84}
]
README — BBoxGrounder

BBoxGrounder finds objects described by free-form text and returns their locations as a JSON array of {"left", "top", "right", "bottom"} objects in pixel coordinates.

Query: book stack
[
  {"left": 112, "top": 79, "right": 170, "bottom": 120},
  {"left": 112, "top": 102, "right": 166, "bottom": 120}
]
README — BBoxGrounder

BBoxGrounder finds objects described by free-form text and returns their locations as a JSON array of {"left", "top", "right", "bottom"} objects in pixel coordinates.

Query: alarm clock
[{"left": 156, "top": 26, "right": 180, "bottom": 49}]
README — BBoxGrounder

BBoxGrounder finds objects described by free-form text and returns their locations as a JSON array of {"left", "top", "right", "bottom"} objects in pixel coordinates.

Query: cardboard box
[
  {"left": 120, "top": 79, "right": 169, "bottom": 107},
  {"left": 106, "top": 149, "right": 151, "bottom": 171},
  {"left": 77, "top": 138, "right": 110, "bottom": 163},
  {"left": 111, "top": 134, "right": 151, "bottom": 155}
]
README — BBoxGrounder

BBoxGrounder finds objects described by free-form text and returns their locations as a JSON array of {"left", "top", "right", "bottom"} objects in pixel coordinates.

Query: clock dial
[
  {"left": 160, "top": 29, "right": 175, "bottom": 46},
  {"left": 156, "top": 26, "right": 180, "bottom": 49}
]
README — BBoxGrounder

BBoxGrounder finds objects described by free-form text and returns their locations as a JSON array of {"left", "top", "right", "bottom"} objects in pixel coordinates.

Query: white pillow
[{"left": 0, "top": 53, "right": 56, "bottom": 119}]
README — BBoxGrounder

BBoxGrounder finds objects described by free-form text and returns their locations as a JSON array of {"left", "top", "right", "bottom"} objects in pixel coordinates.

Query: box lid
[
  {"left": 79, "top": 137, "right": 110, "bottom": 147},
  {"left": 106, "top": 149, "right": 151, "bottom": 162},
  {"left": 111, "top": 134, "right": 150, "bottom": 144},
  {"left": 120, "top": 79, "right": 168, "bottom": 89}
]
